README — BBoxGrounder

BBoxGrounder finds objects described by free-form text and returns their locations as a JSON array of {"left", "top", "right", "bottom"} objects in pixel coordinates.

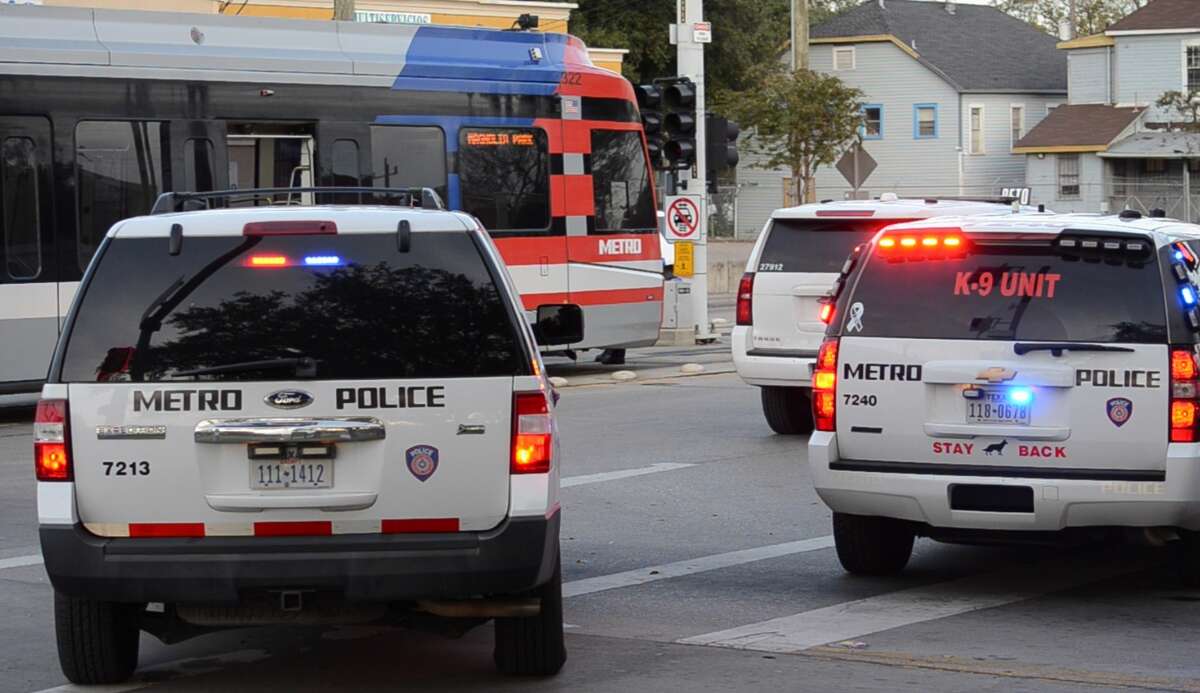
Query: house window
[
  {"left": 913, "top": 104, "right": 937, "bottom": 139},
  {"left": 833, "top": 47, "right": 855, "bottom": 71},
  {"left": 1057, "top": 154, "right": 1080, "bottom": 199},
  {"left": 968, "top": 106, "right": 984, "bottom": 155},
  {"left": 1010, "top": 105, "right": 1024, "bottom": 151},
  {"left": 1187, "top": 45, "right": 1200, "bottom": 92},
  {"left": 862, "top": 104, "right": 883, "bottom": 139},
  {"left": 1144, "top": 158, "right": 1167, "bottom": 174}
]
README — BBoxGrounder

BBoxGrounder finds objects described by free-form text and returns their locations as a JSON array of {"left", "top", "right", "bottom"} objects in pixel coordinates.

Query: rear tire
[
  {"left": 1177, "top": 530, "right": 1200, "bottom": 587},
  {"left": 832, "top": 513, "right": 916, "bottom": 576},
  {"left": 494, "top": 556, "right": 566, "bottom": 676},
  {"left": 54, "top": 591, "right": 141, "bottom": 685},
  {"left": 761, "top": 386, "right": 814, "bottom": 435}
]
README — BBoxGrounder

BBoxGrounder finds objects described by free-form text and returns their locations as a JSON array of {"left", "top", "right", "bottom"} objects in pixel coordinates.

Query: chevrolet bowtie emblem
[{"left": 977, "top": 367, "right": 1017, "bottom": 383}]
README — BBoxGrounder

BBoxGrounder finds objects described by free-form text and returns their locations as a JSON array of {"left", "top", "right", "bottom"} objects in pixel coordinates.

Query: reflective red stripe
[
  {"left": 521, "top": 287, "right": 664, "bottom": 310},
  {"left": 381, "top": 518, "right": 460, "bottom": 533},
  {"left": 129, "top": 523, "right": 205, "bottom": 538},
  {"left": 253, "top": 521, "right": 332, "bottom": 537}
]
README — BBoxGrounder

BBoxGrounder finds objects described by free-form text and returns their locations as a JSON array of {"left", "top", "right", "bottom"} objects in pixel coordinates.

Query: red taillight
[
  {"left": 242, "top": 220, "right": 337, "bottom": 236},
  {"left": 34, "top": 399, "right": 71, "bottom": 481},
  {"left": 1170, "top": 348, "right": 1199, "bottom": 443},
  {"left": 736, "top": 273, "right": 754, "bottom": 326},
  {"left": 818, "top": 302, "right": 835, "bottom": 325},
  {"left": 813, "top": 338, "right": 839, "bottom": 431},
  {"left": 512, "top": 391, "right": 552, "bottom": 474}
]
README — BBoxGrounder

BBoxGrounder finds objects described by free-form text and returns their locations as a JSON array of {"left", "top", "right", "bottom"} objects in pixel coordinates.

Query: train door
[
  {"left": 0, "top": 116, "right": 57, "bottom": 389},
  {"left": 226, "top": 122, "right": 314, "bottom": 205},
  {"left": 170, "top": 121, "right": 228, "bottom": 197}
]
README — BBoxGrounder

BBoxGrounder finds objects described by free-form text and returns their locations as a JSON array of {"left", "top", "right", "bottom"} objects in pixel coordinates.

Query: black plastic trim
[
  {"left": 0, "top": 379, "right": 44, "bottom": 395},
  {"left": 830, "top": 459, "right": 1165, "bottom": 482},
  {"left": 745, "top": 348, "right": 818, "bottom": 359}
]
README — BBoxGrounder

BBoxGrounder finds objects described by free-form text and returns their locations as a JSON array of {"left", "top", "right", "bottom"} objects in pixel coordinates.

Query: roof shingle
[
  {"left": 1012, "top": 104, "right": 1144, "bottom": 151},
  {"left": 1108, "top": 0, "right": 1200, "bottom": 33},
  {"left": 811, "top": 0, "right": 1067, "bottom": 93}
]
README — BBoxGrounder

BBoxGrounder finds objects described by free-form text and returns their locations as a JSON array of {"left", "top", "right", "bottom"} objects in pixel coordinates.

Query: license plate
[
  {"left": 965, "top": 389, "right": 1031, "bottom": 425},
  {"left": 251, "top": 461, "right": 332, "bottom": 489}
]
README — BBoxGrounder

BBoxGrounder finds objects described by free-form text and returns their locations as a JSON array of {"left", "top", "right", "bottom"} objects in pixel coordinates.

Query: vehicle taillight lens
[
  {"left": 34, "top": 399, "right": 71, "bottom": 481},
  {"left": 736, "top": 273, "right": 754, "bottom": 326},
  {"left": 818, "top": 302, "right": 835, "bottom": 325},
  {"left": 512, "top": 391, "right": 552, "bottom": 474},
  {"left": 813, "top": 338, "right": 839, "bottom": 431},
  {"left": 1170, "top": 348, "right": 1199, "bottom": 442}
]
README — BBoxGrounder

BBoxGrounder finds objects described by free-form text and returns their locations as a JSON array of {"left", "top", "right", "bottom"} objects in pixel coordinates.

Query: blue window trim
[
  {"left": 913, "top": 103, "right": 938, "bottom": 139},
  {"left": 861, "top": 103, "right": 884, "bottom": 140}
]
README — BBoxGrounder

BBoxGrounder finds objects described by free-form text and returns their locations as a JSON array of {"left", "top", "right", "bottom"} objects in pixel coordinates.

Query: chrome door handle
[{"left": 194, "top": 417, "right": 386, "bottom": 444}]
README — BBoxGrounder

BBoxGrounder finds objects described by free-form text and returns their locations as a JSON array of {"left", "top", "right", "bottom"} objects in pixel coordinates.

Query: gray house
[
  {"left": 736, "top": 0, "right": 1067, "bottom": 235},
  {"left": 1015, "top": 0, "right": 1200, "bottom": 220}
]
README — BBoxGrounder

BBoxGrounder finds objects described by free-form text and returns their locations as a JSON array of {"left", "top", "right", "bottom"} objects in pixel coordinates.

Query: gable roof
[
  {"left": 1108, "top": 0, "right": 1200, "bottom": 33},
  {"left": 811, "top": 0, "right": 1067, "bottom": 93},
  {"left": 1012, "top": 104, "right": 1144, "bottom": 153}
]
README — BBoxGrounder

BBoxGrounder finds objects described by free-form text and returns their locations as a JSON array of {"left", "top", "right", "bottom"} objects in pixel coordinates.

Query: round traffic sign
[{"left": 666, "top": 197, "right": 700, "bottom": 240}]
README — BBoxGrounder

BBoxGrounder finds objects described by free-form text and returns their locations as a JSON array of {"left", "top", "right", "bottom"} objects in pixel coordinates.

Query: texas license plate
[
  {"left": 965, "top": 389, "right": 1031, "bottom": 425},
  {"left": 251, "top": 461, "right": 332, "bottom": 489}
]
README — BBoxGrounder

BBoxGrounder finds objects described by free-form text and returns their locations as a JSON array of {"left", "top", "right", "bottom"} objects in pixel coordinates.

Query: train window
[
  {"left": 591, "top": 130, "right": 656, "bottom": 233},
  {"left": 370, "top": 126, "right": 446, "bottom": 201},
  {"left": 1, "top": 137, "right": 41, "bottom": 280},
  {"left": 76, "top": 121, "right": 168, "bottom": 271},
  {"left": 458, "top": 127, "right": 550, "bottom": 233},
  {"left": 183, "top": 138, "right": 215, "bottom": 192},
  {"left": 332, "top": 139, "right": 360, "bottom": 186}
]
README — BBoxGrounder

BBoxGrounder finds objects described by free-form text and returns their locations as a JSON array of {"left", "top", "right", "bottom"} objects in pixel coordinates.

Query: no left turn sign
[{"left": 665, "top": 195, "right": 701, "bottom": 241}]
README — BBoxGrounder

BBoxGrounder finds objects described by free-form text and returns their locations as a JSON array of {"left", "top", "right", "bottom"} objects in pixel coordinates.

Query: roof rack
[
  {"left": 150, "top": 187, "right": 446, "bottom": 215},
  {"left": 917, "top": 195, "right": 1021, "bottom": 205}
]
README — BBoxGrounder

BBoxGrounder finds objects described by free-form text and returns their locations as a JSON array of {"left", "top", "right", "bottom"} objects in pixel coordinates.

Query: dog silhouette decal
[{"left": 983, "top": 440, "right": 1008, "bottom": 456}]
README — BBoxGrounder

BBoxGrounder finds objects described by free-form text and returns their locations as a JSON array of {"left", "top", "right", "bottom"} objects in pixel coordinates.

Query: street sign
[
  {"left": 674, "top": 241, "right": 694, "bottom": 277},
  {"left": 355, "top": 10, "right": 432, "bottom": 24},
  {"left": 1000, "top": 187, "right": 1031, "bottom": 205},
  {"left": 836, "top": 144, "right": 877, "bottom": 189},
  {"left": 664, "top": 195, "right": 701, "bottom": 241},
  {"left": 693, "top": 22, "right": 712, "bottom": 43}
]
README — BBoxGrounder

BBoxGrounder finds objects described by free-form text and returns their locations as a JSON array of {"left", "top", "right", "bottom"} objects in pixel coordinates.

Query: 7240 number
[{"left": 842, "top": 394, "right": 878, "bottom": 407}]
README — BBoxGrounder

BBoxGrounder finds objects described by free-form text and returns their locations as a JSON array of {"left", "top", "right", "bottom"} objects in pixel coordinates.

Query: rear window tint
[
  {"left": 758, "top": 219, "right": 900, "bottom": 273},
  {"left": 61, "top": 232, "right": 529, "bottom": 382},
  {"left": 842, "top": 240, "right": 1167, "bottom": 343}
]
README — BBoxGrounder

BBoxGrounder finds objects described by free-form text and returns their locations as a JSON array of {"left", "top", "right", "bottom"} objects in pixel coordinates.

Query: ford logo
[{"left": 265, "top": 390, "right": 313, "bottom": 410}]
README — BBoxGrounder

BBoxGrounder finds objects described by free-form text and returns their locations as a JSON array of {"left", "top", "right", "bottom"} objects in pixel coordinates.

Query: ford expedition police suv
[
  {"left": 734, "top": 196, "right": 1030, "bottom": 435},
  {"left": 36, "top": 193, "right": 572, "bottom": 683},
  {"left": 810, "top": 211, "right": 1200, "bottom": 575}
]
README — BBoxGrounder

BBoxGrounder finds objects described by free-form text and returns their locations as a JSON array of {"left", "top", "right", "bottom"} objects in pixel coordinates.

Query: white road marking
[
  {"left": 678, "top": 554, "right": 1149, "bottom": 653},
  {"left": 29, "top": 650, "right": 269, "bottom": 693},
  {"left": 564, "top": 536, "right": 834, "bottom": 598},
  {"left": 0, "top": 553, "right": 42, "bottom": 570},
  {"left": 561, "top": 462, "right": 694, "bottom": 488}
]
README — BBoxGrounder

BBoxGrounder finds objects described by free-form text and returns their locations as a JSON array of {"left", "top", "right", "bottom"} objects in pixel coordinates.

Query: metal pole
[
  {"left": 678, "top": 0, "right": 712, "bottom": 341},
  {"left": 333, "top": 0, "right": 355, "bottom": 21},
  {"left": 1186, "top": 160, "right": 1193, "bottom": 223}
]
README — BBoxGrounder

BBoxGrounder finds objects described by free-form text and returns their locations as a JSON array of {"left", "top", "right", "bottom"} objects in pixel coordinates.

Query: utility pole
[
  {"left": 791, "top": 0, "right": 809, "bottom": 71},
  {"left": 676, "top": 0, "right": 714, "bottom": 342},
  {"left": 1067, "top": 0, "right": 1077, "bottom": 39},
  {"left": 333, "top": 0, "right": 355, "bottom": 21}
]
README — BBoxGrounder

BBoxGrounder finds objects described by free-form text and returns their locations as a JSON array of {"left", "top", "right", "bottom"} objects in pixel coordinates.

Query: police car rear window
[
  {"left": 60, "top": 232, "right": 530, "bottom": 382},
  {"left": 758, "top": 218, "right": 897, "bottom": 273},
  {"left": 842, "top": 241, "right": 1168, "bottom": 343}
]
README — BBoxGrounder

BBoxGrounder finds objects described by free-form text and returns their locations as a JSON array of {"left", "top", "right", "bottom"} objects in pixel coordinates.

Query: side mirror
[{"left": 533, "top": 305, "right": 583, "bottom": 345}]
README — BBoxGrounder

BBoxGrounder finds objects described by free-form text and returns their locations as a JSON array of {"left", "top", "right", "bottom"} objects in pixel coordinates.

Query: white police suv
[
  {"left": 733, "top": 196, "right": 1029, "bottom": 434},
  {"left": 36, "top": 190, "right": 572, "bottom": 683},
  {"left": 810, "top": 210, "right": 1200, "bottom": 575}
]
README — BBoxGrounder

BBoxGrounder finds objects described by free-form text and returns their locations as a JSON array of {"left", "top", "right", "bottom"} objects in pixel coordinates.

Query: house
[
  {"left": 1015, "top": 0, "right": 1200, "bottom": 220},
  {"left": 736, "top": 0, "right": 1067, "bottom": 235}
]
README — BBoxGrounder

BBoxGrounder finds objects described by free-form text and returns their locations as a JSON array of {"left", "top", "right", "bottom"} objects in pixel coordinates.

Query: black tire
[
  {"left": 494, "top": 556, "right": 566, "bottom": 676},
  {"left": 761, "top": 386, "right": 814, "bottom": 435},
  {"left": 1176, "top": 530, "right": 1200, "bottom": 588},
  {"left": 54, "top": 591, "right": 141, "bottom": 685},
  {"left": 832, "top": 512, "right": 916, "bottom": 576}
]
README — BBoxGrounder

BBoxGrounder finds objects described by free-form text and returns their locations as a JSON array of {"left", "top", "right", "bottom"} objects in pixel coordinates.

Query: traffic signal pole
[{"left": 675, "top": 0, "right": 713, "bottom": 342}]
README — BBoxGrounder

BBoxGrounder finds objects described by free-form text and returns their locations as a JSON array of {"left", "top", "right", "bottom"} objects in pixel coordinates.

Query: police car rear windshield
[
  {"left": 758, "top": 219, "right": 899, "bottom": 273},
  {"left": 843, "top": 240, "right": 1168, "bottom": 343},
  {"left": 59, "top": 233, "right": 530, "bottom": 382}
]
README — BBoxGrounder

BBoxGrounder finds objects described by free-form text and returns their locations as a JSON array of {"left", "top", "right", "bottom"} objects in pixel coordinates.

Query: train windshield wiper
[
  {"left": 1014, "top": 342, "right": 1135, "bottom": 356},
  {"left": 172, "top": 357, "right": 318, "bottom": 379}
]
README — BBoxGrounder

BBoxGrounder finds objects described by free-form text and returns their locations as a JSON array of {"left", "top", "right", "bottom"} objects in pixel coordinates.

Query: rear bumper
[
  {"left": 809, "top": 433, "right": 1200, "bottom": 531},
  {"left": 731, "top": 327, "right": 814, "bottom": 387},
  {"left": 41, "top": 511, "right": 559, "bottom": 605}
]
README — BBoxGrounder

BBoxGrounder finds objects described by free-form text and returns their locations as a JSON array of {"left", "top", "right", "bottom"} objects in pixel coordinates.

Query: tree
[
  {"left": 1156, "top": 91, "right": 1200, "bottom": 133},
  {"left": 991, "top": 0, "right": 1146, "bottom": 38},
  {"left": 718, "top": 67, "right": 863, "bottom": 203}
]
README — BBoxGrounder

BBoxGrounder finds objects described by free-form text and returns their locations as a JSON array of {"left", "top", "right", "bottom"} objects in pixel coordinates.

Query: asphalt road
[{"left": 2, "top": 369, "right": 1200, "bottom": 692}]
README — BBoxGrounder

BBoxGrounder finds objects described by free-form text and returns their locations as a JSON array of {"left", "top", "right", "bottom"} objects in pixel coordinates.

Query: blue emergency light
[
  {"left": 1008, "top": 387, "right": 1033, "bottom": 405},
  {"left": 1184, "top": 286, "right": 1197, "bottom": 306},
  {"left": 303, "top": 255, "right": 343, "bottom": 267}
]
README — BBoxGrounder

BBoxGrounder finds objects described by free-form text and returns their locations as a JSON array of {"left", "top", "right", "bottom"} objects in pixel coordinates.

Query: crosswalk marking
[
  {"left": 561, "top": 462, "right": 695, "bottom": 488},
  {"left": 678, "top": 553, "right": 1150, "bottom": 653},
  {"left": 564, "top": 536, "right": 834, "bottom": 598}
]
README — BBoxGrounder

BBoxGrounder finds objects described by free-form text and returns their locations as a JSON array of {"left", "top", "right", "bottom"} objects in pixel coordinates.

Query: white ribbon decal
[{"left": 846, "top": 302, "right": 865, "bottom": 333}]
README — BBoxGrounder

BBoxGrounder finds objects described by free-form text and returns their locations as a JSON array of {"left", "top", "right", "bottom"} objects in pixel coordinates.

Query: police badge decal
[
  {"left": 1106, "top": 397, "right": 1133, "bottom": 428},
  {"left": 406, "top": 445, "right": 439, "bottom": 482}
]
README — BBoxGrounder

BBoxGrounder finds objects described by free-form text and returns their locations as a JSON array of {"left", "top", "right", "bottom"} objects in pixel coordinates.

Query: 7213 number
[{"left": 103, "top": 460, "right": 150, "bottom": 476}]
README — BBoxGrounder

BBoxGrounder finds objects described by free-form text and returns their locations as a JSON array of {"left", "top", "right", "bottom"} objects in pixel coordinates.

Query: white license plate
[
  {"left": 251, "top": 461, "right": 332, "bottom": 489},
  {"left": 965, "top": 389, "right": 1031, "bottom": 425}
]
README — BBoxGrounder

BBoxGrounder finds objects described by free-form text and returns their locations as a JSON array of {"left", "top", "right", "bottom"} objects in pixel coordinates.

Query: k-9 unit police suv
[
  {"left": 810, "top": 211, "right": 1200, "bottom": 576},
  {"left": 35, "top": 189, "right": 574, "bottom": 684}
]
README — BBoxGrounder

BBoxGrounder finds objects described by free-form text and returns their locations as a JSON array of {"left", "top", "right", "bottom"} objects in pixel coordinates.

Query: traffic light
[
  {"left": 636, "top": 84, "right": 664, "bottom": 170},
  {"left": 661, "top": 78, "right": 696, "bottom": 169},
  {"left": 705, "top": 113, "right": 740, "bottom": 176}
]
